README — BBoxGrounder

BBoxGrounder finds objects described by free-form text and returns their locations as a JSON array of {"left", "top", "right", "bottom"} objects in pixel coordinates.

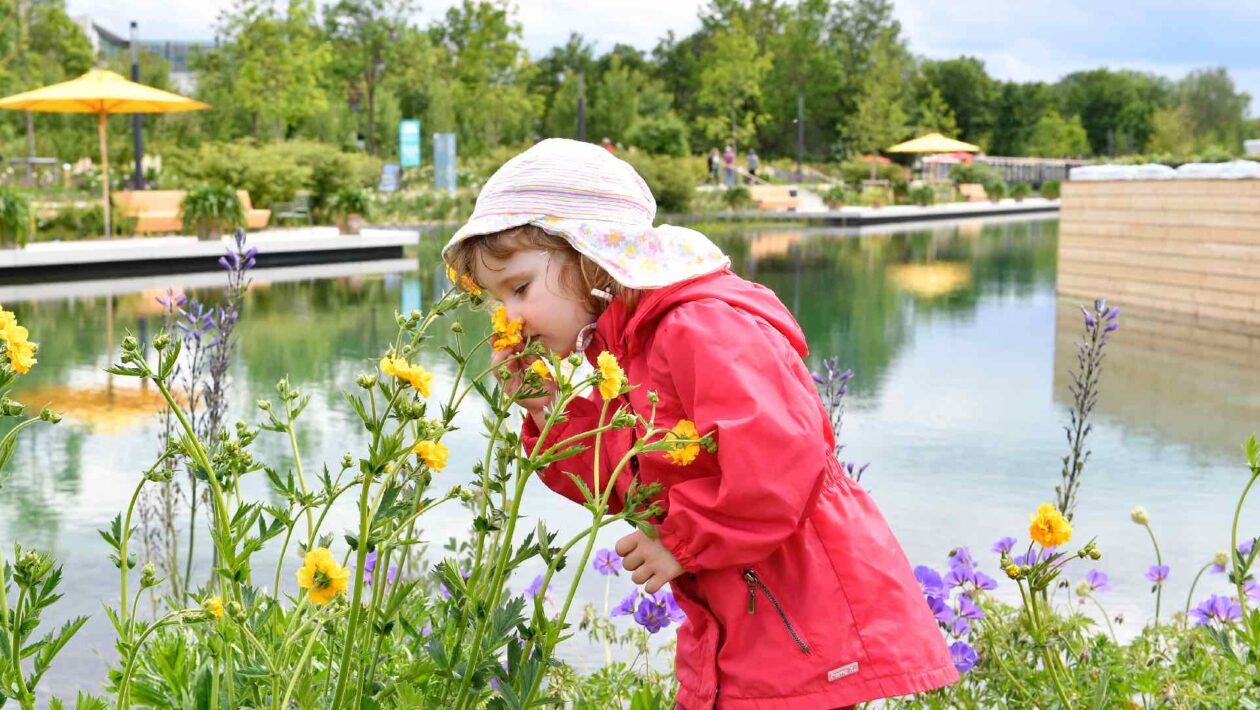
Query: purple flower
[
  {"left": 525, "top": 574, "right": 551, "bottom": 602},
  {"left": 957, "top": 596, "right": 985, "bottom": 621},
  {"left": 1245, "top": 580, "right": 1260, "bottom": 602},
  {"left": 359, "top": 550, "right": 397, "bottom": 586},
  {"left": 663, "top": 591, "right": 686, "bottom": 623},
  {"left": 949, "top": 616, "right": 970, "bottom": 637},
  {"left": 991, "top": 537, "right": 1017, "bottom": 555},
  {"left": 592, "top": 548, "right": 622, "bottom": 577},
  {"left": 972, "top": 571, "right": 998, "bottom": 591},
  {"left": 1145, "top": 564, "right": 1170, "bottom": 586},
  {"left": 914, "top": 566, "right": 945, "bottom": 598},
  {"left": 633, "top": 591, "right": 676, "bottom": 633},
  {"left": 926, "top": 596, "right": 954, "bottom": 625},
  {"left": 1013, "top": 547, "right": 1055, "bottom": 566},
  {"left": 1104, "top": 320, "right": 1119, "bottom": 333},
  {"left": 1240, "top": 538, "right": 1256, "bottom": 558},
  {"left": 948, "top": 547, "right": 977, "bottom": 570},
  {"left": 811, "top": 371, "right": 825, "bottom": 385},
  {"left": 1083, "top": 569, "right": 1112, "bottom": 593},
  {"left": 611, "top": 590, "right": 638, "bottom": 617},
  {"left": 1190, "top": 594, "right": 1242, "bottom": 627},
  {"left": 949, "top": 641, "right": 978, "bottom": 673},
  {"left": 943, "top": 566, "right": 974, "bottom": 589},
  {"left": 1080, "top": 305, "right": 1097, "bottom": 329}
]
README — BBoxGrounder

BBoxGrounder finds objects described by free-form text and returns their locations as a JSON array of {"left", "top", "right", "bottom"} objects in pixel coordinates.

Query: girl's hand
[
  {"left": 616, "top": 530, "right": 685, "bottom": 594},
  {"left": 492, "top": 345, "right": 558, "bottom": 422}
]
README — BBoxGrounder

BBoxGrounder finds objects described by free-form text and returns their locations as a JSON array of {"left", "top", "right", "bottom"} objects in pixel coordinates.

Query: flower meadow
[{"left": 1, "top": 236, "right": 1259, "bottom": 707}]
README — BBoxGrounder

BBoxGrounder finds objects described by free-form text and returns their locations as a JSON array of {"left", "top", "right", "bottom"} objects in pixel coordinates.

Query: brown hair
[{"left": 447, "top": 224, "right": 639, "bottom": 313}]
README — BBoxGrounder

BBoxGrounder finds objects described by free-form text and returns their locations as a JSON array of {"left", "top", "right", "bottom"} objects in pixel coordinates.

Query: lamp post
[{"left": 130, "top": 21, "right": 144, "bottom": 189}]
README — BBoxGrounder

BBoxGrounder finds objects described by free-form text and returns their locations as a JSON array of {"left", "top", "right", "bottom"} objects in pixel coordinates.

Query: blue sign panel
[{"left": 399, "top": 119, "right": 421, "bottom": 168}]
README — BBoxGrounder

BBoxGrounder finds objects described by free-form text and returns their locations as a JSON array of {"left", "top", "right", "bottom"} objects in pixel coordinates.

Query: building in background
[{"left": 71, "top": 15, "right": 215, "bottom": 93}]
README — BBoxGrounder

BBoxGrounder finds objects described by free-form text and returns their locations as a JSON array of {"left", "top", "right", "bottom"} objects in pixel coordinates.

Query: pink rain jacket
[{"left": 522, "top": 269, "right": 958, "bottom": 708}]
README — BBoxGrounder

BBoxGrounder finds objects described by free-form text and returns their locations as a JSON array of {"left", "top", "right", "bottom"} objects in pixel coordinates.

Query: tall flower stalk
[{"left": 1055, "top": 299, "right": 1119, "bottom": 521}]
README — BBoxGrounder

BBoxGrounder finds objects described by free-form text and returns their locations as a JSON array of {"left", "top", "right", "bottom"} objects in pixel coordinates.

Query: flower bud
[
  {"left": 1075, "top": 581, "right": 1090, "bottom": 598},
  {"left": 342, "top": 453, "right": 354, "bottom": 469},
  {"left": 256, "top": 399, "right": 272, "bottom": 411},
  {"left": 1130, "top": 506, "right": 1149, "bottom": 526},
  {"left": 647, "top": 391, "right": 660, "bottom": 404},
  {"left": 1088, "top": 549, "right": 1101, "bottom": 560},
  {"left": 38, "top": 407, "right": 62, "bottom": 424},
  {"left": 1004, "top": 563, "right": 1021, "bottom": 580},
  {"left": 153, "top": 332, "right": 171, "bottom": 351},
  {"left": 610, "top": 410, "right": 636, "bottom": 429},
  {"left": 357, "top": 373, "right": 378, "bottom": 389},
  {"left": 396, "top": 314, "right": 408, "bottom": 327},
  {"left": 227, "top": 601, "right": 246, "bottom": 623},
  {"left": 204, "top": 596, "right": 225, "bottom": 620},
  {"left": 1214, "top": 550, "right": 1229, "bottom": 568},
  {"left": 0, "top": 397, "right": 24, "bottom": 416},
  {"left": 140, "top": 562, "right": 159, "bottom": 589},
  {"left": 567, "top": 353, "right": 583, "bottom": 367},
  {"left": 450, "top": 321, "right": 464, "bottom": 334},
  {"left": 122, "top": 335, "right": 140, "bottom": 352}
]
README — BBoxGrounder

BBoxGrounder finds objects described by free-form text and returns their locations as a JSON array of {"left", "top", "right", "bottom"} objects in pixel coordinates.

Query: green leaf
[{"left": 1246, "top": 434, "right": 1259, "bottom": 471}]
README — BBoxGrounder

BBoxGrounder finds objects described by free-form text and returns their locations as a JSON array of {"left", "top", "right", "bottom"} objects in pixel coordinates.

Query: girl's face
[{"left": 474, "top": 247, "right": 594, "bottom": 356}]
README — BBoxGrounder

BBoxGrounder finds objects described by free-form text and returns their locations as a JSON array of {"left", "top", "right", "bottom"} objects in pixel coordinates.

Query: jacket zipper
[{"left": 743, "top": 569, "right": 811, "bottom": 654}]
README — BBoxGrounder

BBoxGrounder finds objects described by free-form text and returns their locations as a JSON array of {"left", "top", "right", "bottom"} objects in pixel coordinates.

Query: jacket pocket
[{"left": 742, "top": 568, "right": 811, "bottom": 655}]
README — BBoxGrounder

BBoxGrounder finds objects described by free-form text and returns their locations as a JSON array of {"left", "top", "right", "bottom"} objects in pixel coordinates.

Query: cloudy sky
[{"left": 68, "top": 0, "right": 1260, "bottom": 115}]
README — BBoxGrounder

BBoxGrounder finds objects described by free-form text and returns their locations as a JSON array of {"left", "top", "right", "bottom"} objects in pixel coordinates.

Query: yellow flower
[
  {"left": 596, "top": 351, "right": 624, "bottom": 400},
  {"left": 0, "top": 309, "right": 37, "bottom": 374},
  {"left": 1028, "top": 504, "right": 1073, "bottom": 548},
  {"left": 529, "top": 359, "right": 551, "bottom": 381},
  {"left": 446, "top": 266, "right": 482, "bottom": 296},
  {"left": 296, "top": 547, "right": 350, "bottom": 605},
  {"left": 491, "top": 306, "right": 523, "bottom": 351},
  {"left": 413, "top": 440, "right": 449, "bottom": 471},
  {"left": 205, "top": 596, "right": 224, "bottom": 620},
  {"left": 379, "top": 356, "right": 433, "bottom": 397},
  {"left": 665, "top": 419, "right": 701, "bottom": 466}
]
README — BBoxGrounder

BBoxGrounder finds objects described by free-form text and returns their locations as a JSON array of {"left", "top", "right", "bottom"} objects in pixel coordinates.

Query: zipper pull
[{"left": 743, "top": 570, "right": 756, "bottom": 614}]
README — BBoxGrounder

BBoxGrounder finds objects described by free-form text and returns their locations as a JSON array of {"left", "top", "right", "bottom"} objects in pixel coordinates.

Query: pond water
[{"left": 4, "top": 216, "right": 1259, "bottom": 696}]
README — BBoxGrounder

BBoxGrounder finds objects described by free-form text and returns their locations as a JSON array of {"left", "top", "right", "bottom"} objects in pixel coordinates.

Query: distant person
[
  {"left": 722, "top": 144, "right": 736, "bottom": 187},
  {"left": 707, "top": 148, "right": 721, "bottom": 184},
  {"left": 601, "top": 137, "right": 615, "bottom": 154},
  {"left": 747, "top": 149, "right": 760, "bottom": 182}
]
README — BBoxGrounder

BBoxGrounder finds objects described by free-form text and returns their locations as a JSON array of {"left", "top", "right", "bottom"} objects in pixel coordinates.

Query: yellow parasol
[
  {"left": 0, "top": 69, "right": 209, "bottom": 239},
  {"left": 886, "top": 132, "right": 980, "bottom": 154}
]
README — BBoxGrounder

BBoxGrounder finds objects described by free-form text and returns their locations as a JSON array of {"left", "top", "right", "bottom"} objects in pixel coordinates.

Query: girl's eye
[{"left": 513, "top": 282, "right": 529, "bottom": 296}]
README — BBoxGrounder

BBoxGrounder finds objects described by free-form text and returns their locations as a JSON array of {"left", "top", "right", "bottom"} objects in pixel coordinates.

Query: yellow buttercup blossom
[
  {"left": 446, "top": 266, "right": 482, "bottom": 296},
  {"left": 379, "top": 356, "right": 433, "bottom": 397},
  {"left": 1028, "top": 504, "right": 1073, "bottom": 548},
  {"left": 205, "top": 596, "right": 224, "bottom": 620},
  {"left": 596, "top": 351, "right": 624, "bottom": 400},
  {"left": 491, "top": 306, "right": 523, "bottom": 351},
  {"left": 296, "top": 547, "right": 350, "bottom": 605},
  {"left": 413, "top": 440, "right": 449, "bottom": 471},
  {"left": 0, "top": 309, "right": 37, "bottom": 374},
  {"left": 665, "top": 419, "right": 701, "bottom": 466},
  {"left": 529, "top": 360, "right": 551, "bottom": 381}
]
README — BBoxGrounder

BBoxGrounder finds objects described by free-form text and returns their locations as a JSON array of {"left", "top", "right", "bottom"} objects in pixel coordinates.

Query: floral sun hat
[{"left": 442, "top": 138, "right": 730, "bottom": 290}]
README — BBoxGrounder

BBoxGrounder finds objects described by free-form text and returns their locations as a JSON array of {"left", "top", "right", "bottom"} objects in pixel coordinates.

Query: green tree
[
  {"left": 912, "top": 86, "right": 958, "bottom": 137},
  {"left": 1025, "top": 110, "right": 1089, "bottom": 158},
  {"left": 845, "top": 26, "right": 907, "bottom": 156},
  {"left": 324, "top": 0, "right": 418, "bottom": 155},
  {"left": 919, "top": 56, "right": 998, "bottom": 145},
  {"left": 1147, "top": 105, "right": 1195, "bottom": 156},
  {"left": 1057, "top": 69, "right": 1171, "bottom": 155},
  {"left": 1177, "top": 67, "right": 1251, "bottom": 153},
  {"left": 694, "top": 15, "right": 772, "bottom": 150},
  {"left": 990, "top": 81, "right": 1052, "bottom": 156},
  {"left": 219, "top": 0, "right": 333, "bottom": 140},
  {"left": 760, "top": 0, "right": 844, "bottom": 159}
]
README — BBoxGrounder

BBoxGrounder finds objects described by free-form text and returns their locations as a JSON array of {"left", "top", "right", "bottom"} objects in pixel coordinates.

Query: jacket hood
[{"left": 589, "top": 269, "right": 809, "bottom": 362}]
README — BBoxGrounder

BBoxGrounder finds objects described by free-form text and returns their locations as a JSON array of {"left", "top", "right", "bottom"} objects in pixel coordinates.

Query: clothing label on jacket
[{"left": 827, "top": 662, "right": 859, "bottom": 682}]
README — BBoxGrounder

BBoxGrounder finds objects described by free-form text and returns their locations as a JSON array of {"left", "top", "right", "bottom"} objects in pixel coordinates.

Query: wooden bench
[
  {"left": 957, "top": 183, "right": 988, "bottom": 202},
  {"left": 114, "top": 190, "right": 270, "bottom": 234},
  {"left": 749, "top": 184, "right": 800, "bottom": 212}
]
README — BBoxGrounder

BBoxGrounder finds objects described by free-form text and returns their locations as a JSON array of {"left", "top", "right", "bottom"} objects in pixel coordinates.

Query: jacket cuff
[{"left": 658, "top": 517, "right": 699, "bottom": 573}]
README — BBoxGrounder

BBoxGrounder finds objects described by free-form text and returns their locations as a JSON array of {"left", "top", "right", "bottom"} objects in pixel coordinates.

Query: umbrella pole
[{"left": 98, "top": 111, "right": 111, "bottom": 240}]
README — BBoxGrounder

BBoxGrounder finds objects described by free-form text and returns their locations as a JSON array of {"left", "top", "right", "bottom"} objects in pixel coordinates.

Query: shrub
[
  {"left": 1039, "top": 179, "right": 1062, "bottom": 199},
  {"left": 1010, "top": 182, "right": 1032, "bottom": 201},
  {"left": 621, "top": 151, "right": 700, "bottom": 214},
  {"left": 0, "top": 186, "right": 33, "bottom": 247},
  {"left": 180, "top": 185, "right": 245, "bottom": 239},
  {"left": 838, "top": 159, "right": 907, "bottom": 195},
  {"left": 327, "top": 188, "right": 371, "bottom": 219},
  {"left": 35, "top": 203, "right": 136, "bottom": 240},
  {"left": 987, "top": 181, "right": 1008, "bottom": 201},
  {"left": 909, "top": 184, "right": 935, "bottom": 206},
  {"left": 721, "top": 185, "right": 752, "bottom": 210},
  {"left": 625, "top": 113, "right": 691, "bottom": 157}
]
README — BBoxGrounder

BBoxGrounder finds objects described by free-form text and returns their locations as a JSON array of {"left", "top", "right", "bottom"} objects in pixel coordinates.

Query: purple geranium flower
[
  {"left": 926, "top": 596, "right": 955, "bottom": 625},
  {"left": 949, "top": 616, "right": 970, "bottom": 637},
  {"left": 972, "top": 570, "right": 998, "bottom": 591},
  {"left": 914, "top": 566, "right": 945, "bottom": 598},
  {"left": 1145, "top": 565, "right": 1170, "bottom": 586},
  {"left": 949, "top": 641, "right": 978, "bottom": 673},
  {"left": 1245, "top": 580, "right": 1260, "bottom": 602},
  {"left": 1013, "top": 547, "right": 1055, "bottom": 566},
  {"left": 525, "top": 574, "right": 552, "bottom": 602},
  {"left": 359, "top": 550, "right": 398, "bottom": 586},
  {"left": 949, "top": 547, "right": 977, "bottom": 570},
  {"left": 1190, "top": 594, "right": 1242, "bottom": 627},
  {"left": 957, "top": 596, "right": 985, "bottom": 621},
  {"left": 1239, "top": 538, "right": 1256, "bottom": 558},
  {"left": 1084, "top": 569, "right": 1112, "bottom": 593},
  {"left": 611, "top": 590, "right": 638, "bottom": 617},
  {"left": 992, "top": 537, "right": 1017, "bottom": 555},
  {"left": 592, "top": 548, "right": 623, "bottom": 576},
  {"left": 633, "top": 591, "right": 677, "bottom": 633},
  {"left": 943, "top": 565, "right": 975, "bottom": 589}
]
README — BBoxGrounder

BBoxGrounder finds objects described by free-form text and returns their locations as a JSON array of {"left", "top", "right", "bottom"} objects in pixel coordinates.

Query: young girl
[{"left": 445, "top": 139, "right": 957, "bottom": 709}]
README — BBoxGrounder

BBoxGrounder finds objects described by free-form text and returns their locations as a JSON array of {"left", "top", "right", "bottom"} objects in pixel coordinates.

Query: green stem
[
  {"left": 1144, "top": 522, "right": 1164, "bottom": 625},
  {"left": 1086, "top": 593, "right": 1119, "bottom": 643},
  {"left": 116, "top": 614, "right": 182, "bottom": 709},
  {"left": 280, "top": 616, "right": 325, "bottom": 709},
  {"left": 286, "top": 423, "right": 316, "bottom": 549},
  {"left": 119, "top": 476, "right": 146, "bottom": 636},
  {"left": 330, "top": 467, "right": 376, "bottom": 707},
  {"left": 1231, "top": 472, "right": 1258, "bottom": 618},
  {"left": 10, "top": 586, "right": 32, "bottom": 705},
  {"left": 1183, "top": 562, "right": 1212, "bottom": 625}
]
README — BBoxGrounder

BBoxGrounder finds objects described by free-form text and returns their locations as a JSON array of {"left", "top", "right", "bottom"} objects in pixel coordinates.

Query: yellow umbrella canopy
[
  {"left": 0, "top": 69, "right": 210, "bottom": 239},
  {"left": 886, "top": 132, "right": 980, "bottom": 154}
]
